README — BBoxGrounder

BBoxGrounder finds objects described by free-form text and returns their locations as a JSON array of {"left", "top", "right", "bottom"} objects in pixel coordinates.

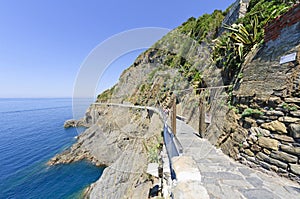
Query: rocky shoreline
[
  {"left": 47, "top": 135, "right": 102, "bottom": 167},
  {"left": 63, "top": 119, "right": 89, "bottom": 128},
  {"left": 47, "top": 105, "right": 163, "bottom": 198}
]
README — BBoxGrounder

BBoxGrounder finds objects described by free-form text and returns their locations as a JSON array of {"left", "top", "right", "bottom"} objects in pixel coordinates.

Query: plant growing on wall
[
  {"left": 241, "top": 108, "right": 264, "bottom": 117},
  {"left": 213, "top": 0, "right": 293, "bottom": 85}
]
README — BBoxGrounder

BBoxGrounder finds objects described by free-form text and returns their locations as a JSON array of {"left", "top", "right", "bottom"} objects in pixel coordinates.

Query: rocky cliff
[
  {"left": 49, "top": 1, "right": 300, "bottom": 198},
  {"left": 50, "top": 10, "right": 227, "bottom": 197},
  {"left": 49, "top": 105, "right": 163, "bottom": 198}
]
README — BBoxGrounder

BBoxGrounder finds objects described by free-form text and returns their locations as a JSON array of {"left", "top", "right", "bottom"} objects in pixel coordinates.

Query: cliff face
[
  {"left": 50, "top": 1, "right": 300, "bottom": 198},
  {"left": 95, "top": 11, "right": 226, "bottom": 131},
  {"left": 50, "top": 10, "right": 227, "bottom": 198},
  {"left": 50, "top": 105, "right": 163, "bottom": 198}
]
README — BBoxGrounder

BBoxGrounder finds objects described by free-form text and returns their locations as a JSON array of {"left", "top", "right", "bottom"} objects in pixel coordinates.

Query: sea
[{"left": 0, "top": 98, "right": 104, "bottom": 199}]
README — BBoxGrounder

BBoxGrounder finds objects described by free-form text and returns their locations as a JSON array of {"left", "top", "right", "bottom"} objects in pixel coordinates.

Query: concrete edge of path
[{"left": 172, "top": 156, "right": 210, "bottom": 199}]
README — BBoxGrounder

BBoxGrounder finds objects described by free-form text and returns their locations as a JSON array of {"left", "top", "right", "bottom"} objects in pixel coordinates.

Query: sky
[{"left": 0, "top": 0, "right": 235, "bottom": 98}]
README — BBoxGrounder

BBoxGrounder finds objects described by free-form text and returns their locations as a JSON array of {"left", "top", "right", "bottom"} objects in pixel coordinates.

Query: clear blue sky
[{"left": 0, "top": 0, "right": 234, "bottom": 98}]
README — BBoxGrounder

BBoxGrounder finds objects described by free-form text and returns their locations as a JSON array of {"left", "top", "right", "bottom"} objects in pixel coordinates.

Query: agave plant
[
  {"left": 213, "top": 15, "right": 261, "bottom": 84},
  {"left": 224, "top": 15, "right": 259, "bottom": 58}
]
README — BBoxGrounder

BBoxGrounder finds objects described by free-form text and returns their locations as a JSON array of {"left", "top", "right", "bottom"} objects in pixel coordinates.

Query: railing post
[
  {"left": 171, "top": 94, "right": 176, "bottom": 135},
  {"left": 198, "top": 97, "right": 205, "bottom": 138}
]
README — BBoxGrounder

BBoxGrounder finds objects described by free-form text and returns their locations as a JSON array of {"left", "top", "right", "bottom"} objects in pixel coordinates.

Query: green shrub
[
  {"left": 242, "top": 108, "right": 264, "bottom": 117},
  {"left": 282, "top": 102, "right": 298, "bottom": 111},
  {"left": 148, "top": 68, "right": 159, "bottom": 80},
  {"left": 179, "top": 10, "right": 225, "bottom": 43},
  {"left": 97, "top": 86, "right": 115, "bottom": 102},
  {"left": 228, "top": 104, "right": 239, "bottom": 114},
  {"left": 148, "top": 145, "right": 159, "bottom": 163}
]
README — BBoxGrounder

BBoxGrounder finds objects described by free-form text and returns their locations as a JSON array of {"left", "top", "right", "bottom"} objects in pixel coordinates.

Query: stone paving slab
[{"left": 174, "top": 119, "right": 300, "bottom": 199}]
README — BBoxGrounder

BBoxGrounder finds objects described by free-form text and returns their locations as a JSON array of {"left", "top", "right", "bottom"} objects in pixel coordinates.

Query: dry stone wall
[
  {"left": 216, "top": 4, "right": 300, "bottom": 182},
  {"left": 233, "top": 95, "right": 300, "bottom": 182}
]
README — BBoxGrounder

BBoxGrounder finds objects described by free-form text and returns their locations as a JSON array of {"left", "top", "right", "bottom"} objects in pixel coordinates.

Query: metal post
[{"left": 171, "top": 94, "right": 176, "bottom": 135}]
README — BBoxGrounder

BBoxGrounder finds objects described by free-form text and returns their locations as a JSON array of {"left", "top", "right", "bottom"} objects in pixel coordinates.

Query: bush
[
  {"left": 179, "top": 10, "right": 225, "bottom": 43},
  {"left": 282, "top": 102, "right": 298, "bottom": 111},
  {"left": 213, "top": 0, "right": 294, "bottom": 85},
  {"left": 242, "top": 108, "right": 264, "bottom": 117}
]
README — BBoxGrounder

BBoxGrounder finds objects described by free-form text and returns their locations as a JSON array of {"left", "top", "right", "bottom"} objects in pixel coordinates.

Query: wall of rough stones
[
  {"left": 234, "top": 94, "right": 300, "bottom": 181},
  {"left": 216, "top": 4, "right": 300, "bottom": 182}
]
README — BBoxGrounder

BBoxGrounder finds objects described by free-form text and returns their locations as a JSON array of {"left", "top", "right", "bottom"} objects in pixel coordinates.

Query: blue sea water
[{"left": 0, "top": 98, "right": 104, "bottom": 199}]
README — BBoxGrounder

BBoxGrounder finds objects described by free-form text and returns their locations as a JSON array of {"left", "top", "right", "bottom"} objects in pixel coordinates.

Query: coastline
[{"left": 48, "top": 104, "right": 164, "bottom": 198}]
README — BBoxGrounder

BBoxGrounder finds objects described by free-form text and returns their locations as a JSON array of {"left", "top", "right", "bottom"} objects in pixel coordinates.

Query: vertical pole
[
  {"left": 198, "top": 97, "right": 202, "bottom": 138},
  {"left": 92, "top": 105, "right": 96, "bottom": 124},
  {"left": 171, "top": 94, "right": 176, "bottom": 135},
  {"left": 198, "top": 96, "right": 205, "bottom": 138}
]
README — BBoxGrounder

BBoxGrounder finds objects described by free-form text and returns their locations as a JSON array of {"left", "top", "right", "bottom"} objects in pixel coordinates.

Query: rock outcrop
[
  {"left": 49, "top": 105, "right": 163, "bottom": 198},
  {"left": 49, "top": 2, "right": 300, "bottom": 198},
  {"left": 63, "top": 119, "right": 87, "bottom": 128}
]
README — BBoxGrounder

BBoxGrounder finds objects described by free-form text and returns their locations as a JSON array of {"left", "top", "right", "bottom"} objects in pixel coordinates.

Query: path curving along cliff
[{"left": 48, "top": 1, "right": 300, "bottom": 198}]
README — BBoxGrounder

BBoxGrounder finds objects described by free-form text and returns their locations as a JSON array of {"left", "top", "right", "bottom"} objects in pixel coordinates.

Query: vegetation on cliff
[
  {"left": 213, "top": 0, "right": 296, "bottom": 86},
  {"left": 178, "top": 10, "right": 225, "bottom": 43},
  {"left": 95, "top": 0, "right": 299, "bottom": 134},
  {"left": 97, "top": 10, "right": 226, "bottom": 103},
  {"left": 97, "top": 0, "right": 298, "bottom": 106}
]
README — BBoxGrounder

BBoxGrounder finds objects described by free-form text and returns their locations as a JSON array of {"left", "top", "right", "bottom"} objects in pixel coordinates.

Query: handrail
[
  {"left": 164, "top": 124, "right": 183, "bottom": 154},
  {"left": 92, "top": 102, "right": 183, "bottom": 179}
]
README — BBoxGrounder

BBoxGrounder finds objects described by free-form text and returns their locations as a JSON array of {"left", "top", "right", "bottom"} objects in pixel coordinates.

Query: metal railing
[
  {"left": 92, "top": 102, "right": 184, "bottom": 179},
  {"left": 163, "top": 123, "right": 183, "bottom": 157}
]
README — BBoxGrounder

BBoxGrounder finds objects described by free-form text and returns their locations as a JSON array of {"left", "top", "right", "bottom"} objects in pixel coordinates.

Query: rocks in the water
[
  {"left": 47, "top": 138, "right": 101, "bottom": 166},
  {"left": 49, "top": 105, "right": 163, "bottom": 198},
  {"left": 64, "top": 119, "right": 85, "bottom": 128}
]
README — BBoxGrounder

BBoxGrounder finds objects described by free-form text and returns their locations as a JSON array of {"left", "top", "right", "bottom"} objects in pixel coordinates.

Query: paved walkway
[{"left": 175, "top": 119, "right": 300, "bottom": 199}]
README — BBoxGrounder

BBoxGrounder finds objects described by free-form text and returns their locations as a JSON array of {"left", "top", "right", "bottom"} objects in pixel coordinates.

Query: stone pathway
[{"left": 174, "top": 119, "right": 300, "bottom": 199}]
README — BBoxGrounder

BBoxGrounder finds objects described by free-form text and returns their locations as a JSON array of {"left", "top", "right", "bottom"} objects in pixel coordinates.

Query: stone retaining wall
[
  {"left": 233, "top": 94, "right": 300, "bottom": 182},
  {"left": 216, "top": 2, "right": 300, "bottom": 182}
]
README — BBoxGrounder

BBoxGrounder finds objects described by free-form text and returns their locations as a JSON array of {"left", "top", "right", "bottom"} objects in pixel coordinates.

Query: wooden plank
[{"left": 198, "top": 97, "right": 206, "bottom": 138}]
